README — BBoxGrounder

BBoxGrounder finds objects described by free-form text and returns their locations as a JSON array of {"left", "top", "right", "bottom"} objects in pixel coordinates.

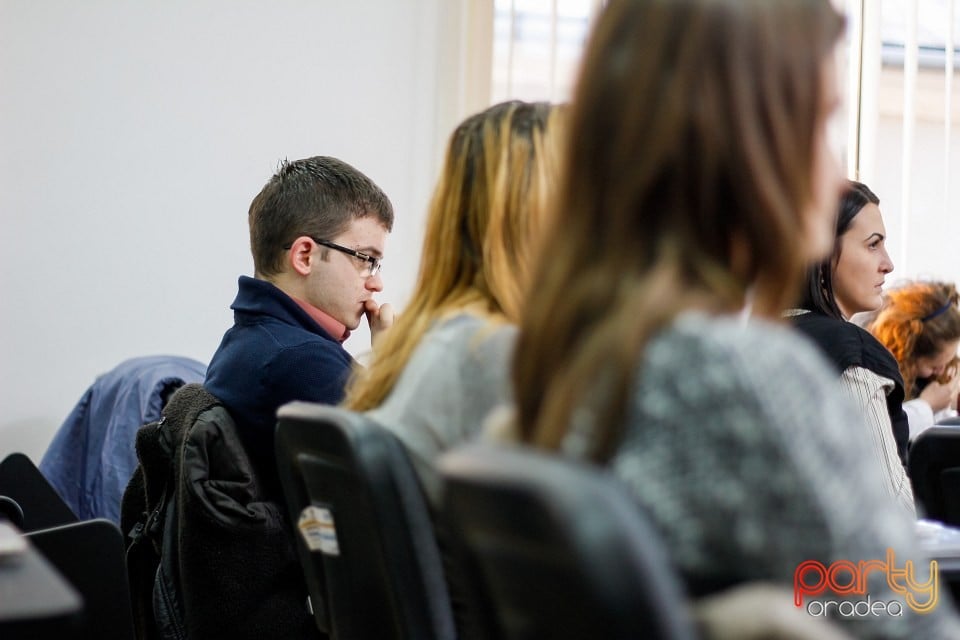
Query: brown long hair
[
  {"left": 869, "top": 281, "right": 960, "bottom": 396},
  {"left": 344, "top": 101, "right": 564, "bottom": 411},
  {"left": 513, "top": 0, "right": 844, "bottom": 461}
]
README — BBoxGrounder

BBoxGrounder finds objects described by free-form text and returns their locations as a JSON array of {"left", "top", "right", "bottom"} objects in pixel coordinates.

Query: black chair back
[
  {"left": 274, "top": 402, "right": 456, "bottom": 640},
  {"left": 437, "top": 444, "right": 699, "bottom": 640},
  {"left": 0, "top": 521, "right": 82, "bottom": 639},
  {"left": 0, "top": 453, "right": 77, "bottom": 532},
  {"left": 27, "top": 518, "right": 135, "bottom": 640},
  {"left": 908, "top": 425, "right": 960, "bottom": 524}
]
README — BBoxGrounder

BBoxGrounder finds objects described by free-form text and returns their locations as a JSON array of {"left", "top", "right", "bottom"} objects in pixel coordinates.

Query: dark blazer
[{"left": 791, "top": 310, "right": 909, "bottom": 465}]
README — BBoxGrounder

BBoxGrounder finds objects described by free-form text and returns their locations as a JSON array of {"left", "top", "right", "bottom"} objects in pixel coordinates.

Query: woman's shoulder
[
  {"left": 658, "top": 312, "right": 835, "bottom": 376},
  {"left": 641, "top": 312, "right": 840, "bottom": 409},
  {"left": 790, "top": 309, "right": 883, "bottom": 352},
  {"left": 790, "top": 310, "right": 900, "bottom": 381},
  {"left": 632, "top": 312, "right": 865, "bottom": 460},
  {"left": 428, "top": 312, "right": 517, "bottom": 350},
  {"left": 404, "top": 312, "right": 516, "bottom": 377}
]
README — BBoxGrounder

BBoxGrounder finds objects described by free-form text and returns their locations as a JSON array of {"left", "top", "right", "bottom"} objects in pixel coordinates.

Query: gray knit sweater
[
  {"left": 601, "top": 312, "right": 960, "bottom": 638},
  {"left": 368, "top": 313, "right": 516, "bottom": 504}
]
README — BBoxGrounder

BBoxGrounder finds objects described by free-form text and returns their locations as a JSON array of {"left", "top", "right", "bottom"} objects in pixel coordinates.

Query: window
[
  {"left": 486, "top": 0, "right": 960, "bottom": 287},
  {"left": 490, "top": 0, "right": 601, "bottom": 103},
  {"left": 880, "top": 0, "right": 960, "bottom": 68},
  {"left": 856, "top": 0, "right": 960, "bottom": 282}
]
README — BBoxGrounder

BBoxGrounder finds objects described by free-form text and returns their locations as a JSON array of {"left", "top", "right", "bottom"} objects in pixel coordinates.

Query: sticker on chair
[{"left": 297, "top": 505, "right": 340, "bottom": 556}]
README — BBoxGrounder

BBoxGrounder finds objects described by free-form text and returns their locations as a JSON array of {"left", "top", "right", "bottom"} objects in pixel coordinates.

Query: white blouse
[{"left": 839, "top": 365, "right": 916, "bottom": 518}]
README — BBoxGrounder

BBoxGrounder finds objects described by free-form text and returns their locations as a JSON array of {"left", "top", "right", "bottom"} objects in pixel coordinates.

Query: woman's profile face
[
  {"left": 831, "top": 203, "right": 894, "bottom": 318},
  {"left": 916, "top": 339, "right": 960, "bottom": 379}
]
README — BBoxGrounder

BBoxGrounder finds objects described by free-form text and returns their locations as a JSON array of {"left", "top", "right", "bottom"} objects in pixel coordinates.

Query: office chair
[
  {"left": 27, "top": 518, "right": 135, "bottom": 640},
  {"left": 0, "top": 523, "right": 83, "bottom": 639},
  {"left": 274, "top": 402, "right": 456, "bottom": 640},
  {"left": 0, "top": 453, "right": 78, "bottom": 532},
  {"left": 436, "top": 444, "right": 700, "bottom": 640},
  {"left": 908, "top": 425, "right": 960, "bottom": 525}
]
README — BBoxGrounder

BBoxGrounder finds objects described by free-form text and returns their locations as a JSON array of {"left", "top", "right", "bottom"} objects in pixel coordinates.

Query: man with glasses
[{"left": 205, "top": 155, "right": 394, "bottom": 488}]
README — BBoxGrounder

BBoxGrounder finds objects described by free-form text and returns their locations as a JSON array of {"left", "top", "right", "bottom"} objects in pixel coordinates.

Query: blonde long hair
[
  {"left": 513, "top": 0, "right": 844, "bottom": 461},
  {"left": 344, "top": 101, "right": 564, "bottom": 410}
]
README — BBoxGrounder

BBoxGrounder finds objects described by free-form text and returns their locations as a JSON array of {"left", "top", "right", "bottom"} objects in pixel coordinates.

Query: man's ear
[{"left": 288, "top": 236, "right": 315, "bottom": 276}]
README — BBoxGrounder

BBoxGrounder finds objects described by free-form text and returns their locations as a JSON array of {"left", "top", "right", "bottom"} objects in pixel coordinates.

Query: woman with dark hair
[
  {"left": 501, "top": 0, "right": 959, "bottom": 636},
  {"left": 869, "top": 280, "right": 960, "bottom": 437},
  {"left": 798, "top": 181, "right": 889, "bottom": 318},
  {"left": 789, "top": 180, "right": 913, "bottom": 516}
]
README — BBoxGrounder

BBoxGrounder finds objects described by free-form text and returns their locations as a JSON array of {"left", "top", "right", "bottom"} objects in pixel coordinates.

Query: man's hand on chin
[{"left": 364, "top": 299, "right": 395, "bottom": 344}]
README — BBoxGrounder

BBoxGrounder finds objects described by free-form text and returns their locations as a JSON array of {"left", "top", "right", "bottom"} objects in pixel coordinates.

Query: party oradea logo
[{"left": 793, "top": 548, "right": 938, "bottom": 617}]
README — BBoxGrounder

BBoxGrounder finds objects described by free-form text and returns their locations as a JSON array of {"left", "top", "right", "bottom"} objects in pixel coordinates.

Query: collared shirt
[{"left": 291, "top": 297, "right": 350, "bottom": 343}]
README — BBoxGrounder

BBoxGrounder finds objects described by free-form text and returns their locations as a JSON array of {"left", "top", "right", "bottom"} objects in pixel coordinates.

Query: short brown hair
[{"left": 248, "top": 156, "right": 393, "bottom": 278}]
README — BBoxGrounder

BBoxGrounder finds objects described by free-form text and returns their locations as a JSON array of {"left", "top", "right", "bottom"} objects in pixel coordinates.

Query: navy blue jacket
[{"left": 205, "top": 276, "right": 354, "bottom": 485}]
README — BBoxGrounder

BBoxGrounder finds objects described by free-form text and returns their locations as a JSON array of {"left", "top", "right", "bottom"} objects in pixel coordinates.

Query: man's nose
[{"left": 365, "top": 272, "right": 384, "bottom": 292}]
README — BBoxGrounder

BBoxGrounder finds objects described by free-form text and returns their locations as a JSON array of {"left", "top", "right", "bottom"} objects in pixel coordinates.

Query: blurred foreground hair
[{"left": 513, "top": 0, "right": 845, "bottom": 460}]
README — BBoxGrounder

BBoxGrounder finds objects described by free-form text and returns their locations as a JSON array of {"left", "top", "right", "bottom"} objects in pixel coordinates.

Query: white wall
[{"left": 0, "top": 0, "right": 474, "bottom": 461}]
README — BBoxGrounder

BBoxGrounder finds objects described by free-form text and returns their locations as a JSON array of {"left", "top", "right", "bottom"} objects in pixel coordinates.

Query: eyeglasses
[{"left": 310, "top": 237, "right": 382, "bottom": 277}]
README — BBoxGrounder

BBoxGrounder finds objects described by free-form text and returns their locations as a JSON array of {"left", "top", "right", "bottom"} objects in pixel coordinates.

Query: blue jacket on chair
[{"left": 40, "top": 355, "right": 207, "bottom": 523}]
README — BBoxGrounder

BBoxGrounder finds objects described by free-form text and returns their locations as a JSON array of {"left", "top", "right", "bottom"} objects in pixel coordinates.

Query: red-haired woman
[{"left": 869, "top": 281, "right": 960, "bottom": 438}]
